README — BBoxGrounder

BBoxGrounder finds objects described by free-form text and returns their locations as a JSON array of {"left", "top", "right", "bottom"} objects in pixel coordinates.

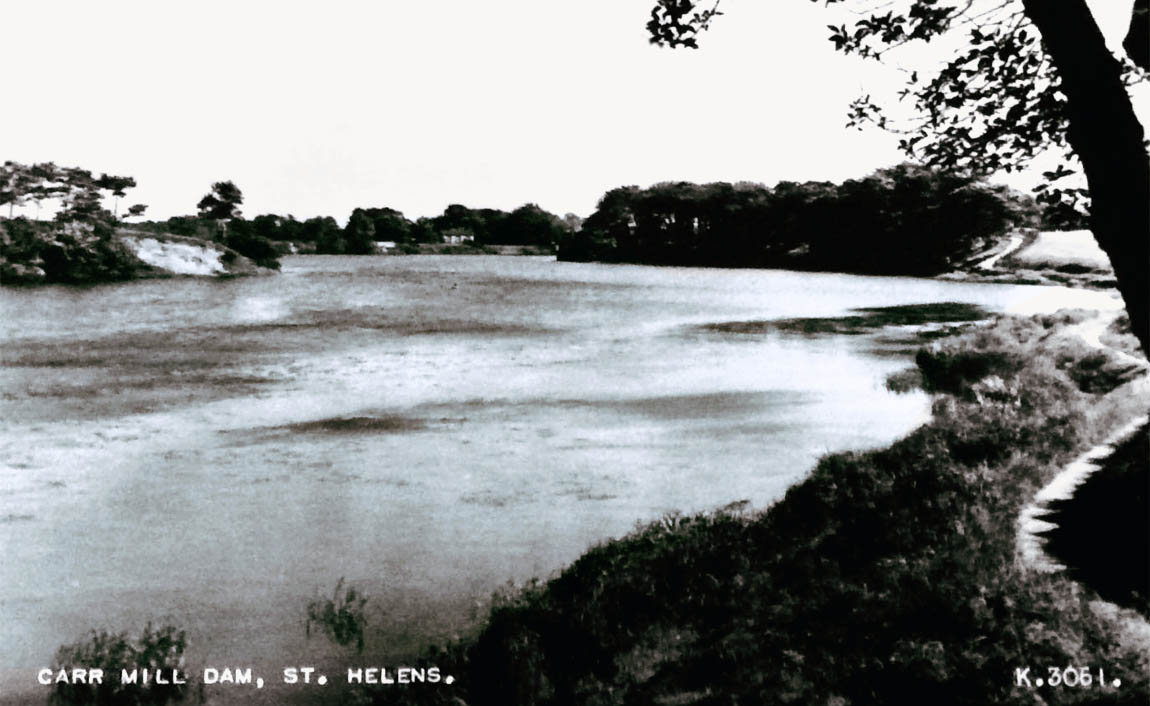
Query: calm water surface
[{"left": 0, "top": 256, "right": 1121, "bottom": 699}]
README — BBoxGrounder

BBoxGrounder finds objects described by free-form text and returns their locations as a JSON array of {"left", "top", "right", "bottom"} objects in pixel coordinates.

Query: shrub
[
  {"left": 885, "top": 366, "right": 923, "bottom": 393},
  {"left": 306, "top": 578, "right": 369, "bottom": 653},
  {"left": 915, "top": 346, "right": 1025, "bottom": 397},
  {"left": 38, "top": 224, "right": 143, "bottom": 283},
  {"left": 50, "top": 623, "right": 190, "bottom": 706},
  {"left": 224, "top": 233, "right": 281, "bottom": 269},
  {"left": 1, "top": 217, "right": 45, "bottom": 261}
]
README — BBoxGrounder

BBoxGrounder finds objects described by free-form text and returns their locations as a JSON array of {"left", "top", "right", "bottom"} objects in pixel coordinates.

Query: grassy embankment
[{"left": 354, "top": 308, "right": 1148, "bottom": 706}]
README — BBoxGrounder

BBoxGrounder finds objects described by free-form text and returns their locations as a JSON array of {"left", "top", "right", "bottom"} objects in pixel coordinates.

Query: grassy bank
[{"left": 356, "top": 312, "right": 1148, "bottom": 706}]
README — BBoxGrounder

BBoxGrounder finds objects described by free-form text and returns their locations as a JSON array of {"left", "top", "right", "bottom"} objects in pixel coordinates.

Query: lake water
[{"left": 0, "top": 256, "right": 1122, "bottom": 701}]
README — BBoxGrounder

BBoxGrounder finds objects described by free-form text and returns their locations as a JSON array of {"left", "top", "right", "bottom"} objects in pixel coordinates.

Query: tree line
[
  {"left": 559, "top": 164, "right": 1042, "bottom": 276},
  {"left": 3, "top": 162, "right": 579, "bottom": 279},
  {"left": 141, "top": 196, "right": 579, "bottom": 257},
  {"left": 0, "top": 159, "right": 1062, "bottom": 283}
]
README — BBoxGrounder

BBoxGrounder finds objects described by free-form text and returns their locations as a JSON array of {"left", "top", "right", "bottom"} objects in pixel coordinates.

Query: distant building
[{"left": 374, "top": 241, "right": 397, "bottom": 253}]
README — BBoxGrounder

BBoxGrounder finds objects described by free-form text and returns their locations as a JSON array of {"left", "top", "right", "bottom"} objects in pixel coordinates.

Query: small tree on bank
[
  {"left": 196, "top": 180, "right": 244, "bottom": 238},
  {"left": 96, "top": 174, "right": 137, "bottom": 217}
]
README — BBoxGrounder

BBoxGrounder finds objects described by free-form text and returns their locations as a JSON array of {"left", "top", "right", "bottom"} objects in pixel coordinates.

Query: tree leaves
[
  {"left": 647, "top": 0, "right": 722, "bottom": 49},
  {"left": 196, "top": 180, "right": 243, "bottom": 220}
]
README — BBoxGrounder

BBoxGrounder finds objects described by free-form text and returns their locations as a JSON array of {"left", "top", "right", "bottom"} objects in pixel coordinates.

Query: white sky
[{"left": 0, "top": 0, "right": 1142, "bottom": 223}]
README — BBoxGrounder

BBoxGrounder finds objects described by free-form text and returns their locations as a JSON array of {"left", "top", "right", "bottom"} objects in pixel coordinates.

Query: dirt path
[
  {"left": 974, "top": 231, "right": 1026, "bottom": 271},
  {"left": 943, "top": 229, "right": 1117, "bottom": 289}
]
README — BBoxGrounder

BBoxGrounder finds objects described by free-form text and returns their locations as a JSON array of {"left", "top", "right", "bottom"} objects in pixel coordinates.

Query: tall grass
[
  {"left": 306, "top": 577, "right": 370, "bottom": 653},
  {"left": 49, "top": 623, "right": 190, "bottom": 706}
]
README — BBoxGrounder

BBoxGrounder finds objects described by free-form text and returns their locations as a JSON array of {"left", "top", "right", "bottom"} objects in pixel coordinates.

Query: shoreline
[{"left": 4, "top": 227, "right": 1118, "bottom": 291}]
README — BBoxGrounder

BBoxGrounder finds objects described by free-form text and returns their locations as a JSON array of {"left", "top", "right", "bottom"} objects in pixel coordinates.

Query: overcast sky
[{"left": 1, "top": 0, "right": 1142, "bottom": 223}]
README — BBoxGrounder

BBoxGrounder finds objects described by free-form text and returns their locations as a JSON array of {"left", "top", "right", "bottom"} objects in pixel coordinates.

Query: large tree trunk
[
  {"left": 1023, "top": 0, "right": 1150, "bottom": 357},
  {"left": 1125, "top": 0, "right": 1149, "bottom": 71}
]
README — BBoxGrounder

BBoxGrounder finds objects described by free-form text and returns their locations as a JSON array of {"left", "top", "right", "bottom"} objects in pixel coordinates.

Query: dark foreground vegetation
[
  {"left": 1040, "top": 423, "right": 1149, "bottom": 616},
  {"left": 347, "top": 312, "right": 1146, "bottom": 706},
  {"left": 559, "top": 163, "right": 1041, "bottom": 275},
  {"left": 50, "top": 624, "right": 190, "bottom": 706}
]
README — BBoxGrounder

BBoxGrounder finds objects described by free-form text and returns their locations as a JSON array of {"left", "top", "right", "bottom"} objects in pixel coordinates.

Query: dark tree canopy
[
  {"left": 96, "top": 174, "right": 136, "bottom": 198},
  {"left": 434, "top": 204, "right": 493, "bottom": 242},
  {"left": 250, "top": 213, "right": 288, "bottom": 241},
  {"left": 96, "top": 174, "right": 137, "bottom": 217},
  {"left": 196, "top": 181, "right": 244, "bottom": 221},
  {"left": 357, "top": 207, "right": 412, "bottom": 244},
  {"left": 561, "top": 164, "right": 1037, "bottom": 274},
  {"left": 647, "top": 0, "right": 1150, "bottom": 354},
  {"left": 495, "top": 204, "right": 568, "bottom": 247},
  {"left": 342, "top": 209, "right": 377, "bottom": 255},
  {"left": 305, "top": 216, "right": 343, "bottom": 253}
]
